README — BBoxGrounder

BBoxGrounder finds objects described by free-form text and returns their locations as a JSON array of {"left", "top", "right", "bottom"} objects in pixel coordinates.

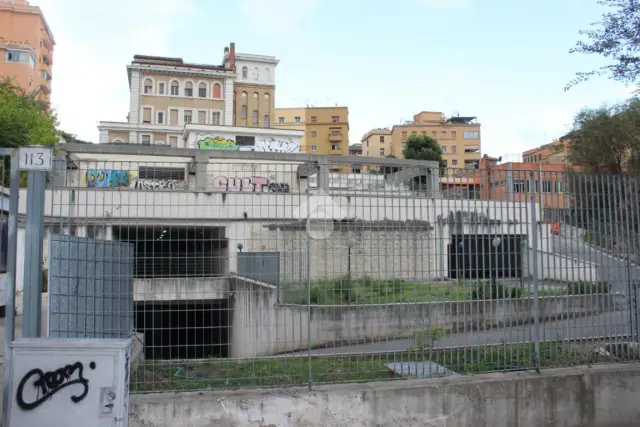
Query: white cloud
[{"left": 34, "top": 0, "right": 194, "bottom": 143}]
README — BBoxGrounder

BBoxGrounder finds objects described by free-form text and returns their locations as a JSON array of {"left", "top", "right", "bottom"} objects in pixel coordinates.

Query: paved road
[{"left": 551, "top": 235, "right": 640, "bottom": 293}]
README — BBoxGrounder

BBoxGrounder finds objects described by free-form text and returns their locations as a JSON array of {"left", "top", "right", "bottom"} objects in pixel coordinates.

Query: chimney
[{"left": 229, "top": 42, "right": 236, "bottom": 71}]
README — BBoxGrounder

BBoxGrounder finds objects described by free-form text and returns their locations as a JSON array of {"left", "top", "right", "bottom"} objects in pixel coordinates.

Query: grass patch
[
  {"left": 279, "top": 277, "right": 565, "bottom": 305},
  {"left": 131, "top": 341, "right": 604, "bottom": 393}
]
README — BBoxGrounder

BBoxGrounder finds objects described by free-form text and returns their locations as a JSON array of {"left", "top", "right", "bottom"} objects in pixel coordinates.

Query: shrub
[
  {"left": 567, "top": 281, "right": 610, "bottom": 295},
  {"left": 471, "top": 282, "right": 522, "bottom": 300}
]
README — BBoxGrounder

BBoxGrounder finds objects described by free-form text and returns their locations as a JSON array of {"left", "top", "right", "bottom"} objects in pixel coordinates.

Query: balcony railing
[
  {"left": 40, "top": 81, "right": 51, "bottom": 94},
  {"left": 329, "top": 133, "right": 343, "bottom": 142}
]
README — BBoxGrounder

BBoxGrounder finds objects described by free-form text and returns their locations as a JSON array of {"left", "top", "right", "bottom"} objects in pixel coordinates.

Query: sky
[{"left": 36, "top": 0, "right": 636, "bottom": 159}]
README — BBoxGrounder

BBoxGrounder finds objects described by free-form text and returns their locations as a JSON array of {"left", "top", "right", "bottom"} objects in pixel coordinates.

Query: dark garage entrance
[
  {"left": 134, "top": 299, "right": 230, "bottom": 360},
  {"left": 448, "top": 234, "right": 524, "bottom": 280}
]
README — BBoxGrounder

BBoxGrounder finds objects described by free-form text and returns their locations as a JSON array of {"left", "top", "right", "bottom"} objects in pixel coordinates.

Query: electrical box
[{"left": 7, "top": 338, "right": 132, "bottom": 427}]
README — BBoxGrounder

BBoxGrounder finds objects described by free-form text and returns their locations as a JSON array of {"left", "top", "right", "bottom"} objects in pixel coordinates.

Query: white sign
[{"left": 17, "top": 146, "right": 53, "bottom": 171}]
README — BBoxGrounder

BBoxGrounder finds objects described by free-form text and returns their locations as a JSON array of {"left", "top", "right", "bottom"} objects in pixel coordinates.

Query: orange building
[
  {"left": 522, "top": 136, "right": 570, "bottom": 165},
  {"left": 0, "top": 0, "right": 55, "bottom": 102}
]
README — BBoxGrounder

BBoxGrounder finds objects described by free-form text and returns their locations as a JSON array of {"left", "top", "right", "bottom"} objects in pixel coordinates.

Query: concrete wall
[
  {"left": 129, "top": 363, "right": 640, "bottom": 427},
  {"left": 133, "top": 277, "right": 229, "bottom": 301},
  {"left": 230, "top": 277, "right": 624, "bottom": 358}
]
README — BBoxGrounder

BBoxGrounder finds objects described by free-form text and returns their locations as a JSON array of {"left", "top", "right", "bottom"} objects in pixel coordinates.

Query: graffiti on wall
[
  {"left": 86, "top": 169, "right": 131, "bottom": 188},
  {"left": 254, "top": 137, "right": 300, "bottom": 153},
  {"left": 198, "top": 136, "right": 238, "bottom": 151},
  {"left": 132, "top": 179, "right": 186, "bottom": 190},
  {"left": 212, "top": 176, "right": 290, "bottom": 193}
]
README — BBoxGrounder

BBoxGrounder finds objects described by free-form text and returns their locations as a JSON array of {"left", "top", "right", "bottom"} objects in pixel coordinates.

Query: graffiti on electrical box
[
  {"left": 198, "top": 136, "right": 238, "bottom": 151},
  {"left": 86, "top": 169, "right": 131, "bottom": 188},
  {"left": 212, "top": 176, "right": 290, "bottom": 193},
  {"left": 133, "top": 179, "right": 186, "bottom": 190},
  {"left": 16, "top": 361, "right": 97, "bottom": 411}
]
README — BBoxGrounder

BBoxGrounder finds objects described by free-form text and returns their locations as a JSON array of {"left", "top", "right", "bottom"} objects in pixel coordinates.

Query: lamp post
[
  {"left": 491, "top": 236, "right": 502, "bottom": 285},
  {"left": 347, "top": 231, "right": 357, "bottom": 304}
]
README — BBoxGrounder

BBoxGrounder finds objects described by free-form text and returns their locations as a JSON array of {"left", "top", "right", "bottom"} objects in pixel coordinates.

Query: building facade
[
  {"left": 522, "top": 137, "right": 570, "bottom": 165},
  {"left": 0, "top": 0, "right": 54, "bottom": 101},
  {"left": 360, "top": 112, "right": 482, "bottom": 170},
  {"left": 98, "top": 43, "right": 278, "bottom": 147},
  {"left": 273, "top": 107, "right": 349, "bottom": 156}
]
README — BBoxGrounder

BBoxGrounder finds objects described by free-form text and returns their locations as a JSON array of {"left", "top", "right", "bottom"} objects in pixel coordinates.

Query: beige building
[
  {"left": 273, "top": 107, "right": 349, "bottom": 158},
  {"left": 361, "top": 111, "right": 482, "bottom": 170},
  {"left": 522, "top": 136, "right": 570, "bottom": 165},
  {"left": 99, "top": 43, "right": 279, "bottom": 147},
  {"left": 0, "top": 0, "right": 54, "bottom": 102}
]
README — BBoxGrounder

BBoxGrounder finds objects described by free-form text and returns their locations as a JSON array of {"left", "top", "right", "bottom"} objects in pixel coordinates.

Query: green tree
[
  {"left": 59, "top": 130, "right": 92, "bottom": 144},
  {"left": 567, "top": 0, "right": 640, "bottom": 90},
  {"left": 402, "top": 135, "right": 446, "bottom": 170}
]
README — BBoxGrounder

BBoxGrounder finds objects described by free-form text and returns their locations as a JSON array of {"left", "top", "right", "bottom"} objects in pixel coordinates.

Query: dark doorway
[
  {"left": 134, "top": 299, "right": 230, "bottom": 360},
  {"left": 448, "top": 234, "right": 524, "bottom": 280}
]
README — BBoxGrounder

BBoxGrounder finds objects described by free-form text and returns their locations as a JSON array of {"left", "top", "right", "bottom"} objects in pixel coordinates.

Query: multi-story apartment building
[
  {"left": 522, "top": 136, "right": 570, "bottom": 165},
  {"left": 0, "top": 0, "right": 54, "bottom": 101},
  {"left": 273, "top": 107, "right": 349, "bottom": 156},
  {"left": 98, "top": 43, "right": 280, "bottom": 147},
  {"left": 361, "top": 128, "right": 391, "bottom": 158},
  {"left": 360, "top": 112, "right": 482, "bottom": 170}
]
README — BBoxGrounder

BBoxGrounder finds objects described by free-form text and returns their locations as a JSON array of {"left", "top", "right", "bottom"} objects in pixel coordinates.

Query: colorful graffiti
[
  {"left": 198, "top": 136, "right": 238, "bottom": 151},
  {"left": 133, "top": 179, "right": 186, "bottom": 190},
  {"left": 254, "top": 138, "right": 300, "bottom": 153},
  {"left": 86, "top": 169, "right": 131, "bottom": 188},
  {"left": 212, "top": 176, "right": 290, "bottom": 193}
]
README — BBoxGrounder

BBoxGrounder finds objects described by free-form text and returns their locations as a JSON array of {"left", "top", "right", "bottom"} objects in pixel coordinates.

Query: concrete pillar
[
  {"left": 194, "top": 151, "right": 209, "bottom": 191},
  {"left": 129, "top": 69, "right": 141, "bottom": 124},
  {"left": 317, "top": 158, "right": 330, "bottom": 192},
  {"left": 223, "top": 78, "right": 234, "bottom": 126}
]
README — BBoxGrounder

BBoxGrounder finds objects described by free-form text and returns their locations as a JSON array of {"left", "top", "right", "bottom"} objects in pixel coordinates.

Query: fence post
[
  {"left": 22, "top": 170, "right": 46, "bottom": 338},
  {"left": 529, "top": 171, "right": 541, "bottom": 370},
  {"left": 2, "top": 149, "right": 20, "bottom": 427},
  {"left": 306, "top": 186, "right": 312, "bottom": 390}
]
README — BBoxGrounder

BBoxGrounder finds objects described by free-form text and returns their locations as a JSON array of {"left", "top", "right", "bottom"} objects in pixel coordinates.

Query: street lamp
[
  {"left": 347, "top": 231, "right": 358, "bottom": 304},
  {"left": 491, "top": 236, "right": 501, "bottom": 285}
]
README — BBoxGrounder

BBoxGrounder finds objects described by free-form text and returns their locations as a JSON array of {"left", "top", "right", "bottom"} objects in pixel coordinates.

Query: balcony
[
  {"left": 41, "top": 36, "right": 53, "bottom": 51},
  {"left": 41, "top": 52, "right": 51, "bottom": 66},
  {"left": 40, "top": 70, "right": 51, "bottom": 81},
  {"left": 329, "top": 133, "right": 343, "bottom": 142},
  {"left": 40, "top": 81, "right": 51, "bottom": 94}
]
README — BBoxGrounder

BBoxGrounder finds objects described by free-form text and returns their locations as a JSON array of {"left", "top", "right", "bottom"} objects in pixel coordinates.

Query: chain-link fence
[{"left": 17, "top": 145, "right": 640, "bottom": 392}]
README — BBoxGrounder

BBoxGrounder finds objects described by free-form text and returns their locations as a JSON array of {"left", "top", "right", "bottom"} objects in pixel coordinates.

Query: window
[
  {"left": 242, "top": 66, "right": 248, "bottom": 78},
  {"left": 452, "top": 145, "right": 457, "bottom": 154},
  {"left": 253, "top": 67, "right": 259, "bottom": 79},
  {"left": 198, "top": 82, "right": 207, "bottom": 98},
  {"left": 184, "top": 110, "right": 192, "bottom": 124},
  {"left": 144, "top": 78, "right": 153, "bottom": 94},
  {"left": 421, "top": 131, "right": 426, "bottom": 135},
  {"left": 513, "top": 180, "right": 526, "bottom": 193},
  {"left": 251, "top": 110, "right": 259, "bottom": 125},
  {"left": 379, "top": 148, "right": 385, "bottom": 156},
  {"left": 212, "top": 112, "right": 221, "bottom": 125},
  {"left": 432, "top": 131, "right": 437, "bottom": 137},
  {"left": 184, "top": 82, "right": 193, "bottom": 97},
  {"left": 332, "top": 144, "right": 340, "bottom": 151},
  {"left": 380, "top": 136, "right": 384, "bottom": 143},
  {"left": 311, "top": 131, "right": 317, "bottom": 137},
  {"left": 139, "top": 166, "right": 185, "bottom": 181},
  {"left": 278, "top": 117, "right": 284, "bottom": 124},
  {"left": 542, "top": 180, "right": 553, "bottom": 193},
  {"left": 295, "top": 116, "right": 301, "bottom": 123},
  {"left": 158, "top": 82, "right": 165, "bottom": 95},
  {"left": 169, "top": 109, "right": 179, "bottom": 125},
  {"left": 451, "top": 130, "right": 457, "bottom": 138},
  {"left": 443, "top": 160, "right": 448, "bottom": 167},
  {"left": 236, "top": 136, "right": 255, "bottom": 146},
  {"left": 331, "top": 116, "right": 339, "bottom": 122},
  {"left": 213, "top": 83, "right": 221, "bottom": 98},
  {"left": 263, "top": 114, "right": 270, "bottom": 128},
  {"left": 555, "top": 181, "right": 565, "bottom": 193},
  {"left": 141, "top": 135, "right": 151, "bottom": 145},
  {"left": 157, "top": 111, "right": 164, "bottom": 124},
  {"left": 311, "top": 145, "right": 317, "bottom": 151},
  {"left": 241, "top": 105, "right": 247, "bottom": 119},
  {"left": 464, "top": 131, "right": 480, "bottom": 139},
  {"left": 198, "top": 110, "right": 207, "bottom": 124},
  {"left": 4, "top": 50, "right": 30, "bottom": 65},
  {"left": 411, "top": 131, "right": 417, "bottom": 136},
  {"left": 170, "top": 80, "right": 179, "bottom": 95},
  {"left": 441, "top": 130, "right": 446, "bottom": 137},
  {"left": 442, "top": 145, "right": 447, "bottom": 153},
  {"left": 401, "top": 131, "right": 407, "bottom": 139},
  {"left": 452, "top": 159, "right": 458, "bottom": 168},
  {"left": 169, "top": 136, "right": 178, "bottom": 148},
  {"left": 142, "top": 107, "right": 152, "bottom": 124},
  {"left": 311, "top": 116, "right": 317, "bottom": 123}
]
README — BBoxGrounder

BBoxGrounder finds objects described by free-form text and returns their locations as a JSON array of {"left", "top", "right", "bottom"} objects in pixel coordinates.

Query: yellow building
[
  {"left": 274, "top": 107, "right": 349, "bottom": 157},
  {"left": 0, "top": 0, "right": 55, "bottom": 102},
  {"left": 522, "top": 136, "right": 570, "bottom": 165},
  {"left": 361, "top": 111, "right": 482, "bottom": 170}
]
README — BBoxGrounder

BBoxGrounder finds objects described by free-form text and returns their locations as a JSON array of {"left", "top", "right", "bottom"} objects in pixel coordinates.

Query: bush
[
  {"left": 567, "top": 281, "right": 610, "bottom": 295},
  {"left": 471, "top": 282, "right": 522, "bottom": 300}
]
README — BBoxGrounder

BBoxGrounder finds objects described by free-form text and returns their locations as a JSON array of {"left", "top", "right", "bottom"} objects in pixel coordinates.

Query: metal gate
[{"left": 48, "top": 234, "right": 135, "bottom": 338}]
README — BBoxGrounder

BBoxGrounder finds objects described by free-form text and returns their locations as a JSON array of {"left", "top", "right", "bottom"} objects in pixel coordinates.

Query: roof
[
  {"left": 131, "top": 55, "right": 230, "bottom": 72},
  {"left": 446, "top": 116, "right": 477, "bottom": 124}
]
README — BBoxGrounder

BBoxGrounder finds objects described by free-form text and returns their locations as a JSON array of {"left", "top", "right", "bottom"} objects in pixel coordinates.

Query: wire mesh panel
[{"left": 40, "top": 146, "right": 640, "bottom": 392}]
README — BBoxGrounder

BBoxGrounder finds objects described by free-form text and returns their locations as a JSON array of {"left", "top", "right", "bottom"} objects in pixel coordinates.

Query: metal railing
[{"left": 16, "top": 144, "right": 640, "bottom": 392}]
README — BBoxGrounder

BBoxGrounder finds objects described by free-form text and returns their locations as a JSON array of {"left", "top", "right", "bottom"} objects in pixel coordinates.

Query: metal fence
[{"left": 13, "top": 144, "right": 640, "bottom": 392}]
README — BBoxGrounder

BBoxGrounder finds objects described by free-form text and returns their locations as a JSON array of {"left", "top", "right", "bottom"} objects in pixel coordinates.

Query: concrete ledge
[{"left": 129, "top": 362, "right": 640, "bottom": 427}]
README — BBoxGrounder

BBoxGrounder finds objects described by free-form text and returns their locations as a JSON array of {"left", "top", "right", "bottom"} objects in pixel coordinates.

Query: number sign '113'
[{"left": 17, "top": 147, "right": 53, "bottom": 171}]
